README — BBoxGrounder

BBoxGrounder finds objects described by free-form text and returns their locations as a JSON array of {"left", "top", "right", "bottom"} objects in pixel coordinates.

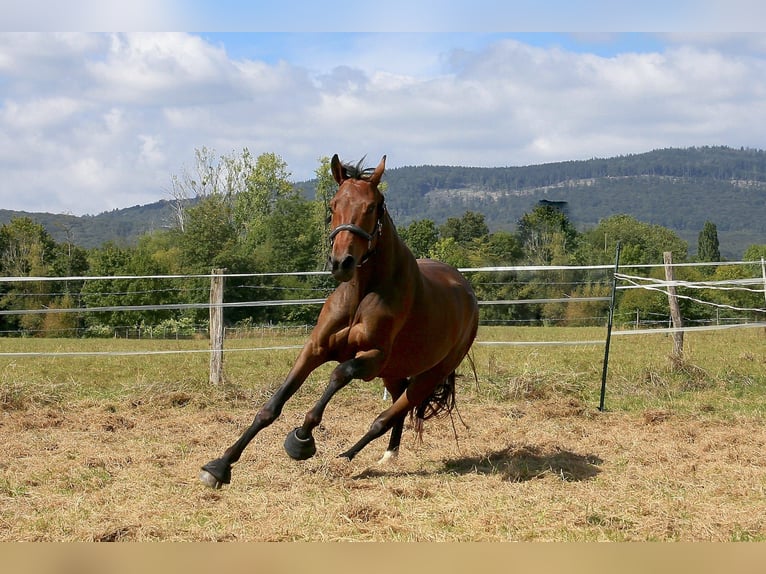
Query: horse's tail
[
  {"left": 411, "top": 370, "right": 472, "bottom": 447},
  {"left": 415, "top": 371, "right": 456, "bottom": 422},
  {"left": 466, "top": 349, "right": 479, "bottom": 391}
]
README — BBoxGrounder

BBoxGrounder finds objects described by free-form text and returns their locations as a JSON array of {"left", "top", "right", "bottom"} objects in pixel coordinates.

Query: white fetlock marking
[
  {"left": 198, "top": 470, "right": 222, "bottom": 489},
  {"left": 377, "top": 450, "right": 398, "bottom": 465}
]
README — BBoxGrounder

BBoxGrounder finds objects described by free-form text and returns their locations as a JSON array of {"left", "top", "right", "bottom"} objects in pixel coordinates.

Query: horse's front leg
[
  {"left": 199, "top": 346, "right": 325, "bottom": 489},
  {"left": 284, "top": 350, "right": 385, "bottom": 460}
]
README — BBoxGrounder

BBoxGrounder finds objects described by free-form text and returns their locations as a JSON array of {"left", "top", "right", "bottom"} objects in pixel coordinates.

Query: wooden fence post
[
  {"left": 663, "top": 252, "right": 684, "bottom": 362},
  {"left": 209, "top": 268, "right": 225, "bottom": 385}
]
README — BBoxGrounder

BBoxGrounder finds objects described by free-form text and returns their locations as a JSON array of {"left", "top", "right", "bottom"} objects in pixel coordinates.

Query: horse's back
[
  {"left": 419, "top": 257, "right": 477, "bottom": 349},
  {"left": 417, "top": 258, "right": 477, "bottom": 316}
]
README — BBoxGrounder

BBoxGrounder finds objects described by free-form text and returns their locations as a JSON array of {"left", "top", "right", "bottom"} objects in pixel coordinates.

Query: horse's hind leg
[
  {"left": 378, "top": 378, "right": 408, "bottom": 464},
  {"left": 339, "top": 370, "right": 446, "bottom": 461}
]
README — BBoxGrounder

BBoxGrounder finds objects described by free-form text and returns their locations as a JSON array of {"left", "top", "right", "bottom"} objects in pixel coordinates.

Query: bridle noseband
[{"left": 328, "top": 202, "right": 385, "bottom": 266}]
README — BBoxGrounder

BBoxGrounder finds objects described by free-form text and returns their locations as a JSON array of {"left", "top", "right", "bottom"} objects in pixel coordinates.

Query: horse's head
[{"left": 328, "top": 154, "right": 386, "bottom": 282}]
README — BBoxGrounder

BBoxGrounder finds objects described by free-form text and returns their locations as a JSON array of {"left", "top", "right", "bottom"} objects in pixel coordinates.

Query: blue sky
[
  {"left": 201, "top": 33, "right": 668, "bottom": 66},
  {"left": 1, "top": 3, "right": 765, "bottom": 215}
]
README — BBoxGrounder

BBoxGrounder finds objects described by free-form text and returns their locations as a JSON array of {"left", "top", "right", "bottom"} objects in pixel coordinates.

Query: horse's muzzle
[{"left": 330, "top": 254, "right": 356, "bottom": 282}]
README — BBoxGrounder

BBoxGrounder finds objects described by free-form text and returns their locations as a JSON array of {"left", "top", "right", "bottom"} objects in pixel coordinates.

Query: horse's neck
[{"left": 350, "top": 217, "right": 414, "bottom": 296}]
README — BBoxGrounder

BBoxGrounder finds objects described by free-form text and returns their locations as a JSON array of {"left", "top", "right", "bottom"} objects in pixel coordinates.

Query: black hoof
[
  {"left": 284, "top": 428, "right": 316, "bottom": 460},
  {"left": 199, "top": 458, "right": 231, "bottom": 489},
  {"left": 337, "top": 450, "right": 355, "bottom": 461}
]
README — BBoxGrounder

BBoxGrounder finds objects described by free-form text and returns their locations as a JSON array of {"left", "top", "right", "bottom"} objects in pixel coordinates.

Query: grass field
[{"left": 1, "top": 325, "right": 765, "bottom": 541}]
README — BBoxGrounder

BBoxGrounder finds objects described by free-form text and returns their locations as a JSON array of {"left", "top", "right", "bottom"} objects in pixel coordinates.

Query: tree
[
  {"left": 0, "top": 217, "right": 56, "bottom": 277},
  {"left": 169, "top": 146, "right": 247, "bottom": 232},
  {"left": 79, "top": 242, "right": 134, "bottom": 328},
  {"left": 429, "top": 237, "right": 469, "bottom": 268},
  {"left": 697, "top": 220, "right": 721, "bottom": 263},
  {"left": 439, "top": 211, "right": 489, "bottom": 246},
  {"left": 0, "top": 218, "right": 58, "bottom": 333},
  {"left": 180, "top": 194, "right": 238, "bottom": 273},
  {"left": 235, "top": 152, "right": 296, "bottom": 241},
  {"left": 259, "top": 195, "right": 322, "bottom": 273},
  {"left": 313, "top": 156, "right": 336, "bottom": 268},
  {"left": 743, "top": 244, "right": 766, "bottom": 262},
  {"left": 516, "top": 204, "right": 579, "bottom": 265},
  {"left": 582, "top": 214, "right": 688, "bottom": 266},
  {"left": 399, "top": 219, "right": 439, "bottom": 258},
  {"left": 478, "top": 231, "right": 522, "bottom": 266}
]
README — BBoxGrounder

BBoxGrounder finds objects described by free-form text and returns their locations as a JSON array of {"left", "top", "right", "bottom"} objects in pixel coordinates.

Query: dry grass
[{"left": 1, "top": 326, "right": 765, "bottom": 541}]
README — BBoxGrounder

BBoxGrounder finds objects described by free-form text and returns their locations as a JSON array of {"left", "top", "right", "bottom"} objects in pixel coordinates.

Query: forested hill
[
  {"left": 0, "top": 200, "right": 175, "bottom": 250},
  {"left": 372, "top": 146, "right": 766, "bottom": 259},
  {"left": 3, "top": 146, "right": 766, "bottom": 258}
]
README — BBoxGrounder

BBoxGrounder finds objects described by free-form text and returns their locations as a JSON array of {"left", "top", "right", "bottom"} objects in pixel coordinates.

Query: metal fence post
[{"left": 599, "top": 242, "right": 621, "bottom": 411}]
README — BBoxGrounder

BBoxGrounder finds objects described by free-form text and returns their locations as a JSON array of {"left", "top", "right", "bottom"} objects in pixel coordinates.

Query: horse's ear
[
  {"left": 370, "top": 155, "right": 386, "bottom": 187},
  {"left": 330, "top": 154, "right": 345, "bottom": 185}
]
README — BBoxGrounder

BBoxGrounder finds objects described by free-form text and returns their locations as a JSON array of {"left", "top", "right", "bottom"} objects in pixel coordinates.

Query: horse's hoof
[
  {"left": 377, "top": 450, "right": 398, "bottom": 465},
  {"left": 284, "top": 428, "right": 316, "bottom": 460},
  {"left": 337, "top": 450, "right": 355, "bottom": 461},
  {"left": 199, "top": 459, "right": 231, "bottom": 488},
  {"left": 199, "top": 469, "right": 223, "bottom": 489}
]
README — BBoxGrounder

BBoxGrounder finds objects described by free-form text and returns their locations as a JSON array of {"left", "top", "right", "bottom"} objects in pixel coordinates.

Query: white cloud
[
  {"left": 1, "top": 97, "right": 83, "bottom": 130},
  {"left": 86, "top": 33, "right": 241, "bottom": 105},
  {"left": 0, "top": 32, "right": 765, "bottom": 216}
]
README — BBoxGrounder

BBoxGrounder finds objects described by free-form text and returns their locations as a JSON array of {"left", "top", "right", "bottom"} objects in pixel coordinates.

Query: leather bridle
[{"left": 328, "top": 202, "right": 385, "bottom": 266}]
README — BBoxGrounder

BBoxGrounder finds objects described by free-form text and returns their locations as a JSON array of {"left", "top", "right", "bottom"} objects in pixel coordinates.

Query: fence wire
[{"left": 1, "top": 260, "right": 764, "bottom": 358}]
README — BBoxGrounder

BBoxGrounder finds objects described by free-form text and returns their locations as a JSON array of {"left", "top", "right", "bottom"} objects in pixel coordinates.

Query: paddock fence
[
  {"left": 1, "top": 259, "right": 764, "bottom": 347},
  {"left": 1, "top": 257, "right": 764, "bottom": 407}
]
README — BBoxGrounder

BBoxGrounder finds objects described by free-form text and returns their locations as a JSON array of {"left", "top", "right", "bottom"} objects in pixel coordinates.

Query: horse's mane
[{"left": 341, "top": 156, "right": 376, "bottom": 181}]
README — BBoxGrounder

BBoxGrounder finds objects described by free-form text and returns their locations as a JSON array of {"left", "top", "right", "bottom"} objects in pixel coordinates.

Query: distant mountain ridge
[
  {"left": 0, "top": 200, "right": 176, "bottom": 250},
  {"left": 2, "top": 146, "right": 765, "bottom": 258}
]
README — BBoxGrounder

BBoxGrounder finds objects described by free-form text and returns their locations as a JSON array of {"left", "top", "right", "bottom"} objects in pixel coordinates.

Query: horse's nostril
[
  {"left": 331, "top": 255, "right": 356, "bottom": 281},
  {"left": 340, "top": 255, "right": 356, "bottom": 271}
]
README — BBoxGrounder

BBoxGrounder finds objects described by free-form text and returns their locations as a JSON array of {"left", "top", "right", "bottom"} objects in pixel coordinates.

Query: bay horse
[{"left": 199, "top": 154, "right": 479, "bottom": 489}]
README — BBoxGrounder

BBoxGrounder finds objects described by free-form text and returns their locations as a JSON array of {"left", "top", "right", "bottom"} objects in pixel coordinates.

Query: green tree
[
  {"left": 702, "top": 244, "right": 766, "bottom": 322},
  {"left": 477, "top": 231, "right": 522, "bottom": 266},
  {"left": 399, "top": 219, "right": 439, "bottom": 258},
  {"left": 440, "top": 211, "right": 489, "bottom": 246},
  {"left": 465, "top": 231, "right": 523, "bottom": 326},
  {"left": 180, "top": 194, "right": 238, "bottom": 273},
  {"left": 0, "top": 217, "right": 56, "bottom": 277},
  {"left": 582, "top": 214, "right": 688, "bottom": 267},
  {"left": 0, "top": 217, "right": 59, "bottom": 333},
  {"left": 516, "top": 204, "right": 579, "bottom": 265},
  {"left": 743, "top": 244, "right": 766, "bottom": 262},
  {"left": 429, "top": 237, "right": 470, "bottom": 268},
  {"left": 235, "top": 152, "right": 296, "bottom": 241},
  {"left": 697, "top": 220, "right": 721, "bottom": 263},
  {"left": 80, "top": 242, "right": 134, "bottom": 328},
  {"left": 313, "top": 156, "right": 336, "bottom": 268},
  {"left": 259, "top": 196, "right": 322, "bottom": 273}
]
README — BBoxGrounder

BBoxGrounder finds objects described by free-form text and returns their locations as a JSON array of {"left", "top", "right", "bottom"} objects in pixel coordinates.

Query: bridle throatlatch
[{"left": 328, "top": 202, "right": 385, "bottom": 266}]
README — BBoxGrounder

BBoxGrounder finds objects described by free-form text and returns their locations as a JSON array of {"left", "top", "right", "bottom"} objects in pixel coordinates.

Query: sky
[{"left": 1, "top": 2, "right": 766, "bottom": 215}]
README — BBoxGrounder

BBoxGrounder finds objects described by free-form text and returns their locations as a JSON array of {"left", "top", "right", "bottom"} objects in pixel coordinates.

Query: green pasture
[{"left": 2, "top": 325, "right": 764, "bottom": 417}]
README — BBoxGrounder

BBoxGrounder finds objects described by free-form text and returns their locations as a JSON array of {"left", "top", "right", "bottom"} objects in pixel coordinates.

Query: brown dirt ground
[{"left": 2, "top": 388, "right": 765, "bottom": 542}]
